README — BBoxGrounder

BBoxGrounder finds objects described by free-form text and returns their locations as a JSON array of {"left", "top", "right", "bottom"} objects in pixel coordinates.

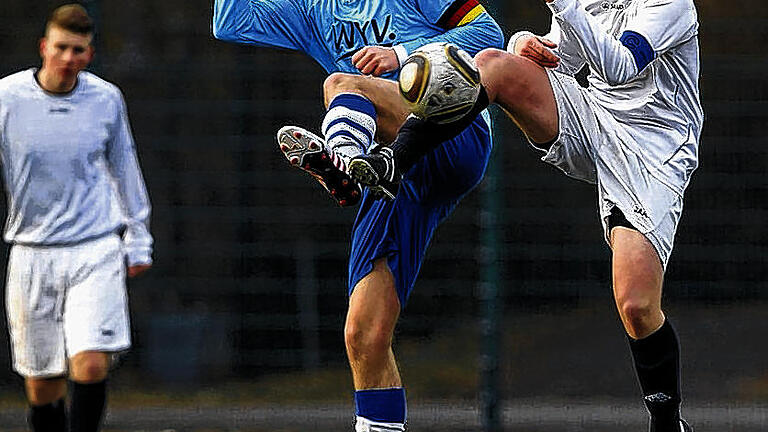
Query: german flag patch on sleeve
[{"left": 436, "top": 0, "right": 487, "bottom": 29}]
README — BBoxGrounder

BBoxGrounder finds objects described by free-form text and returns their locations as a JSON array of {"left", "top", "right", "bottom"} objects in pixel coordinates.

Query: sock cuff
[
  {"left": 71, "top": 379, "right": 107, "bottom": 396},
  {"left": 29, "top": 397, "right": 65, "bottom": 410},
  {"left": 328, "top": 93, "right": 377, "bottom": 120},
  {"left": 354, "top": 387, "right": 407, "bottom": 424},
  {"left": 627, "top": 318, "right": 678, "bottom": 356}
]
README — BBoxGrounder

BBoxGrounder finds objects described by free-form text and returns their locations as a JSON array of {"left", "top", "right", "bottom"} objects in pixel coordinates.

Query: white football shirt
[
  {"left": 514, "top": 0, "right": 703, "bottom": 194},
  {"left": 0, "top": 69, "right": 152, "bottom": 265}
]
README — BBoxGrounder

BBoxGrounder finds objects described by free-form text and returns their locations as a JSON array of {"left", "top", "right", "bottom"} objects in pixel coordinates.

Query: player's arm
[
  {"left": 212, "top": 0, "right": 312, "bottom": 51},
  {"left": 353, "top": 0, "right": 503, "bottom": 76},
  {"left": 545, "top": 0, "right": 698, "bottom": 86},
  {"left": 105, "top": 92, "right": 153, "bottom": 272},
  {"left": 508, "top": 15, "right": 587, "bottom": 74}
]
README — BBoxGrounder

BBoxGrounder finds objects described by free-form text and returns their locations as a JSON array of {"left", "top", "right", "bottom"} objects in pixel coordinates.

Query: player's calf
[
  {"left": 322, "top": 73, "right": 409, "bottom": 144},
  {"left": 26, "top": 377, "right": 67, "bottom": 432}
]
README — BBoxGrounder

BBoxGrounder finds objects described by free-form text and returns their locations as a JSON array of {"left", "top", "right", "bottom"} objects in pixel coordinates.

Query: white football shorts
[
  {"left": 5, "top": 234, "right": 131, "bottom": 377},
  {"left": 533, "top": 69, "right": 684, "bottom": 269}
]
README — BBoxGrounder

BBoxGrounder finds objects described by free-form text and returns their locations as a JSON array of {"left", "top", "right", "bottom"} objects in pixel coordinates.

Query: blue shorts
[{"left": 348, "top": 114, "right": 493, "bottom": 307}]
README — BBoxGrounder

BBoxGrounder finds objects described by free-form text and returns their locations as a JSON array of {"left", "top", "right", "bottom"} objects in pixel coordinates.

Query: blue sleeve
[
  {"left": 400, "top": 11, "right": 504, "bottom": 57},
  {"left": 212, "top": 0, "right": 314, "bottom": 52},
  {"left": 414, "top": 0, "right": 455, "bottom": 23}
]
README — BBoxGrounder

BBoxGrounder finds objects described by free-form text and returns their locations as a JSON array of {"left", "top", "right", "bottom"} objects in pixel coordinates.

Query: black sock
[
  {"left": 628, "top": 318, "right": 682, "bottom": 431},
  {"left": 69, "top": 380, "right": 107, "bottom": 432},
  {"left": 28, "top": 398, "right": 66, "bottom": 432},
  {"left": 388, "top": 85, "right": 490, "bottom": 174}
]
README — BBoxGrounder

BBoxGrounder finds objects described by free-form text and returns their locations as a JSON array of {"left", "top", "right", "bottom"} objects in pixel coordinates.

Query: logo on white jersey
[{"left": 601, "top": 1, "right": 626, "bottom": 10}]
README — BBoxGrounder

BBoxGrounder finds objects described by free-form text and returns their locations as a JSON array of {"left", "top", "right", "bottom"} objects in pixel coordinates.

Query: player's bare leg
[
  {"left": 345, "top": 258, "right": 401, "bottom": 389},
  {"left": 474, "top": 49, "right": 558, "bottom": 144},
  {"left": 25, "top": 376, "right": 67, "bottom": 431},
  {"left": 69, "top": 351, "right": 110, "bottom": 383},
  {"left": 345, "top": 258, "right": 405, "bottom": 431},
  {"left": 610, "top": 228, "right": 665, "bottom": 339},
  {"left": 349, "top": 49, "right": 559, "bottom": 191},
  {"left": 323, "top": 73, "right": 410, "bottom": 144},
  {"left": 25, "top": 377, "right": 67, "bottom": 406},
  {"left": 68, "top": 351, "right": 110, "bottom": 432},
  {"left": 611, "top": 226, "right": 687, "bottom": 432}
]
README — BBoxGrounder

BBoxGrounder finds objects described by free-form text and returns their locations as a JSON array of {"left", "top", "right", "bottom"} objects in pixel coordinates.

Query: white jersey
[
  {"left": 0, "top": 69, "right": 152, "bottom": 265},
  {"left": 514, "top": 0, "right": 703, "bottom": 194}
]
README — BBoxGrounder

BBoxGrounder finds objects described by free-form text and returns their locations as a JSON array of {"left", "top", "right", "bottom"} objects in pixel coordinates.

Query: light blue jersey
[
  {"left": 213, "top": 0, "right": 503, "bottom": 306},
  {"left": 213, "top": 0, "right": 504, "bottom": 78}
]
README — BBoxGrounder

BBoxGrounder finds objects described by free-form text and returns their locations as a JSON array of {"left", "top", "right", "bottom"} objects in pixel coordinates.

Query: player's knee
[
  {"left": 618, "top": 297, "right": 658, "bottom": 334},
  {"left": 474, "top": 48, "right": 507, "bottom": 70},
  {"left": 344, "top": 320, "right": 392, "bottom": 358},
  {"left": 69, "top": 353, "right": 109, "bottom": 383},
  {"left": 324, "top": 72, "right": 362, "bottom": 104},
  {"left": 474, "top": 48, "right": 514, "bottom": 102}
]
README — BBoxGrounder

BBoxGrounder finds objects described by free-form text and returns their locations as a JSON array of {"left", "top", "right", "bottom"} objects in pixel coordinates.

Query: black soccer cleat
[
  {"left": 277, "top": 125, "right": 361, "bottom": 207},
  {"left": 643, "top": 393, "right": 692, "bottom": 432},
  {"left": 348, "top": 147, "right": 400, "bottom": 201}
]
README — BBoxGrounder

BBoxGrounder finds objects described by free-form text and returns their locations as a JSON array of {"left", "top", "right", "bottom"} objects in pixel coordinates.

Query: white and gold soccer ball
[{"left": 398, "top": 42, "right": 481, "bottom": 124}]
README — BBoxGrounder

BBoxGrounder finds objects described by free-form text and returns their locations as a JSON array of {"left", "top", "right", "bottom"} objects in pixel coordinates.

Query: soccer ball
[{"left": 398, "top": 42, "right": 481, "bottom": 124}]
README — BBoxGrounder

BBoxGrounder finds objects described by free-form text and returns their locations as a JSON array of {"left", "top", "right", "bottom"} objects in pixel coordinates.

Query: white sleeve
[
  {"left": 547, "top": 0, "right": 696, "bottom": 86},
  {"left": 508, "top": 15, "right": 587, "bottom": 76},
  {"left": 106, "top": 93, "right": 153, "bottom": 266},
  {"left": 624, "top": 0, "right": 698, "bottom": 53}
]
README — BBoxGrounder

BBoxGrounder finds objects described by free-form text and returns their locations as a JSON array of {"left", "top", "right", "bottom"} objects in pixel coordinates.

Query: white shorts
[
  {"left": 535, "top": 70, "right": 684, "bottom": 269},
  {"left": 5, "top": 234, "right": 131, "bottom": 377}
]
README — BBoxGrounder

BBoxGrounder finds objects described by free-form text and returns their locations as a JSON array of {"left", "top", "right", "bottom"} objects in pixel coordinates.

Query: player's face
[{"left": 39, "top": 26, "right": 93, "bottom": 89}]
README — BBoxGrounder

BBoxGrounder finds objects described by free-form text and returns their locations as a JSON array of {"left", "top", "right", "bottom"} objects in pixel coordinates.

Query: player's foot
[
  {"left": 348, "top": 147, "right": 400, "bottom": 200},
  {"left": 643, "top": 393, "right": 690, "bottom": 432},
  {"left": 277, "top": 125, "right": 361, "bottom": 207}
]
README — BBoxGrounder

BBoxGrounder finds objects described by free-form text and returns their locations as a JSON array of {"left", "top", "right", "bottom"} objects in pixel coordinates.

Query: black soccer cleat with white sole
[
  {"left": 277, "top": 125, "right": 361, "bottom": 207},
  {"left": 348, "top": 147, "right": 400, "bottom": 201}
]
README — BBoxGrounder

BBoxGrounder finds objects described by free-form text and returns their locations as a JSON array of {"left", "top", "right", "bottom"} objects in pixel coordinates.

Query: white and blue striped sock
[{"left": 321, "top": 93, "right": 377, "bottom": 173}]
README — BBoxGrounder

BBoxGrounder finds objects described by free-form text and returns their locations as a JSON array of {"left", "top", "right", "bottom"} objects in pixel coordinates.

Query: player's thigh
[
  {"left": 475, "top": 49, "right": 558, "bottom": 144},
  {"left": 63, "top": 235, "right": 131, "bottom": 359},
  {"left": 5, "top": 246, "right": 68, "bottom": 377},
  {"left": 325, "top": 73, "right": 410, "bottom": 144},
  {"left": 610, "top": 226, "right": 664, "bottom": 311},
  {"left": 346, "top": 258, "right": 400, "bottom": 348}
]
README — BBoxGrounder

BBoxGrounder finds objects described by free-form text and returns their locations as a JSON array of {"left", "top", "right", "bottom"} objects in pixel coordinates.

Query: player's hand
[
  {"left": 352, "top": 46, "right": 399, "bottom": 76},
  {"left": 514, "top": 35, "right": 560, "bottom": 69},
  {"left": 127, "top": 264, "right": 152, "bottom": 278}
]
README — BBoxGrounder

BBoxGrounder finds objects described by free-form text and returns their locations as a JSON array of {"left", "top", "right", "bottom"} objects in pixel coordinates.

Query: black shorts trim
[{"left": 608, "top": 208, "right": 638, "bottom": 231}]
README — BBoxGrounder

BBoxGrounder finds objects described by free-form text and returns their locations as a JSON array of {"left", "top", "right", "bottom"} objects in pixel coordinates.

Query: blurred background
[{"left": 0, "top": 0, "right": 766, "bottom": 431}]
